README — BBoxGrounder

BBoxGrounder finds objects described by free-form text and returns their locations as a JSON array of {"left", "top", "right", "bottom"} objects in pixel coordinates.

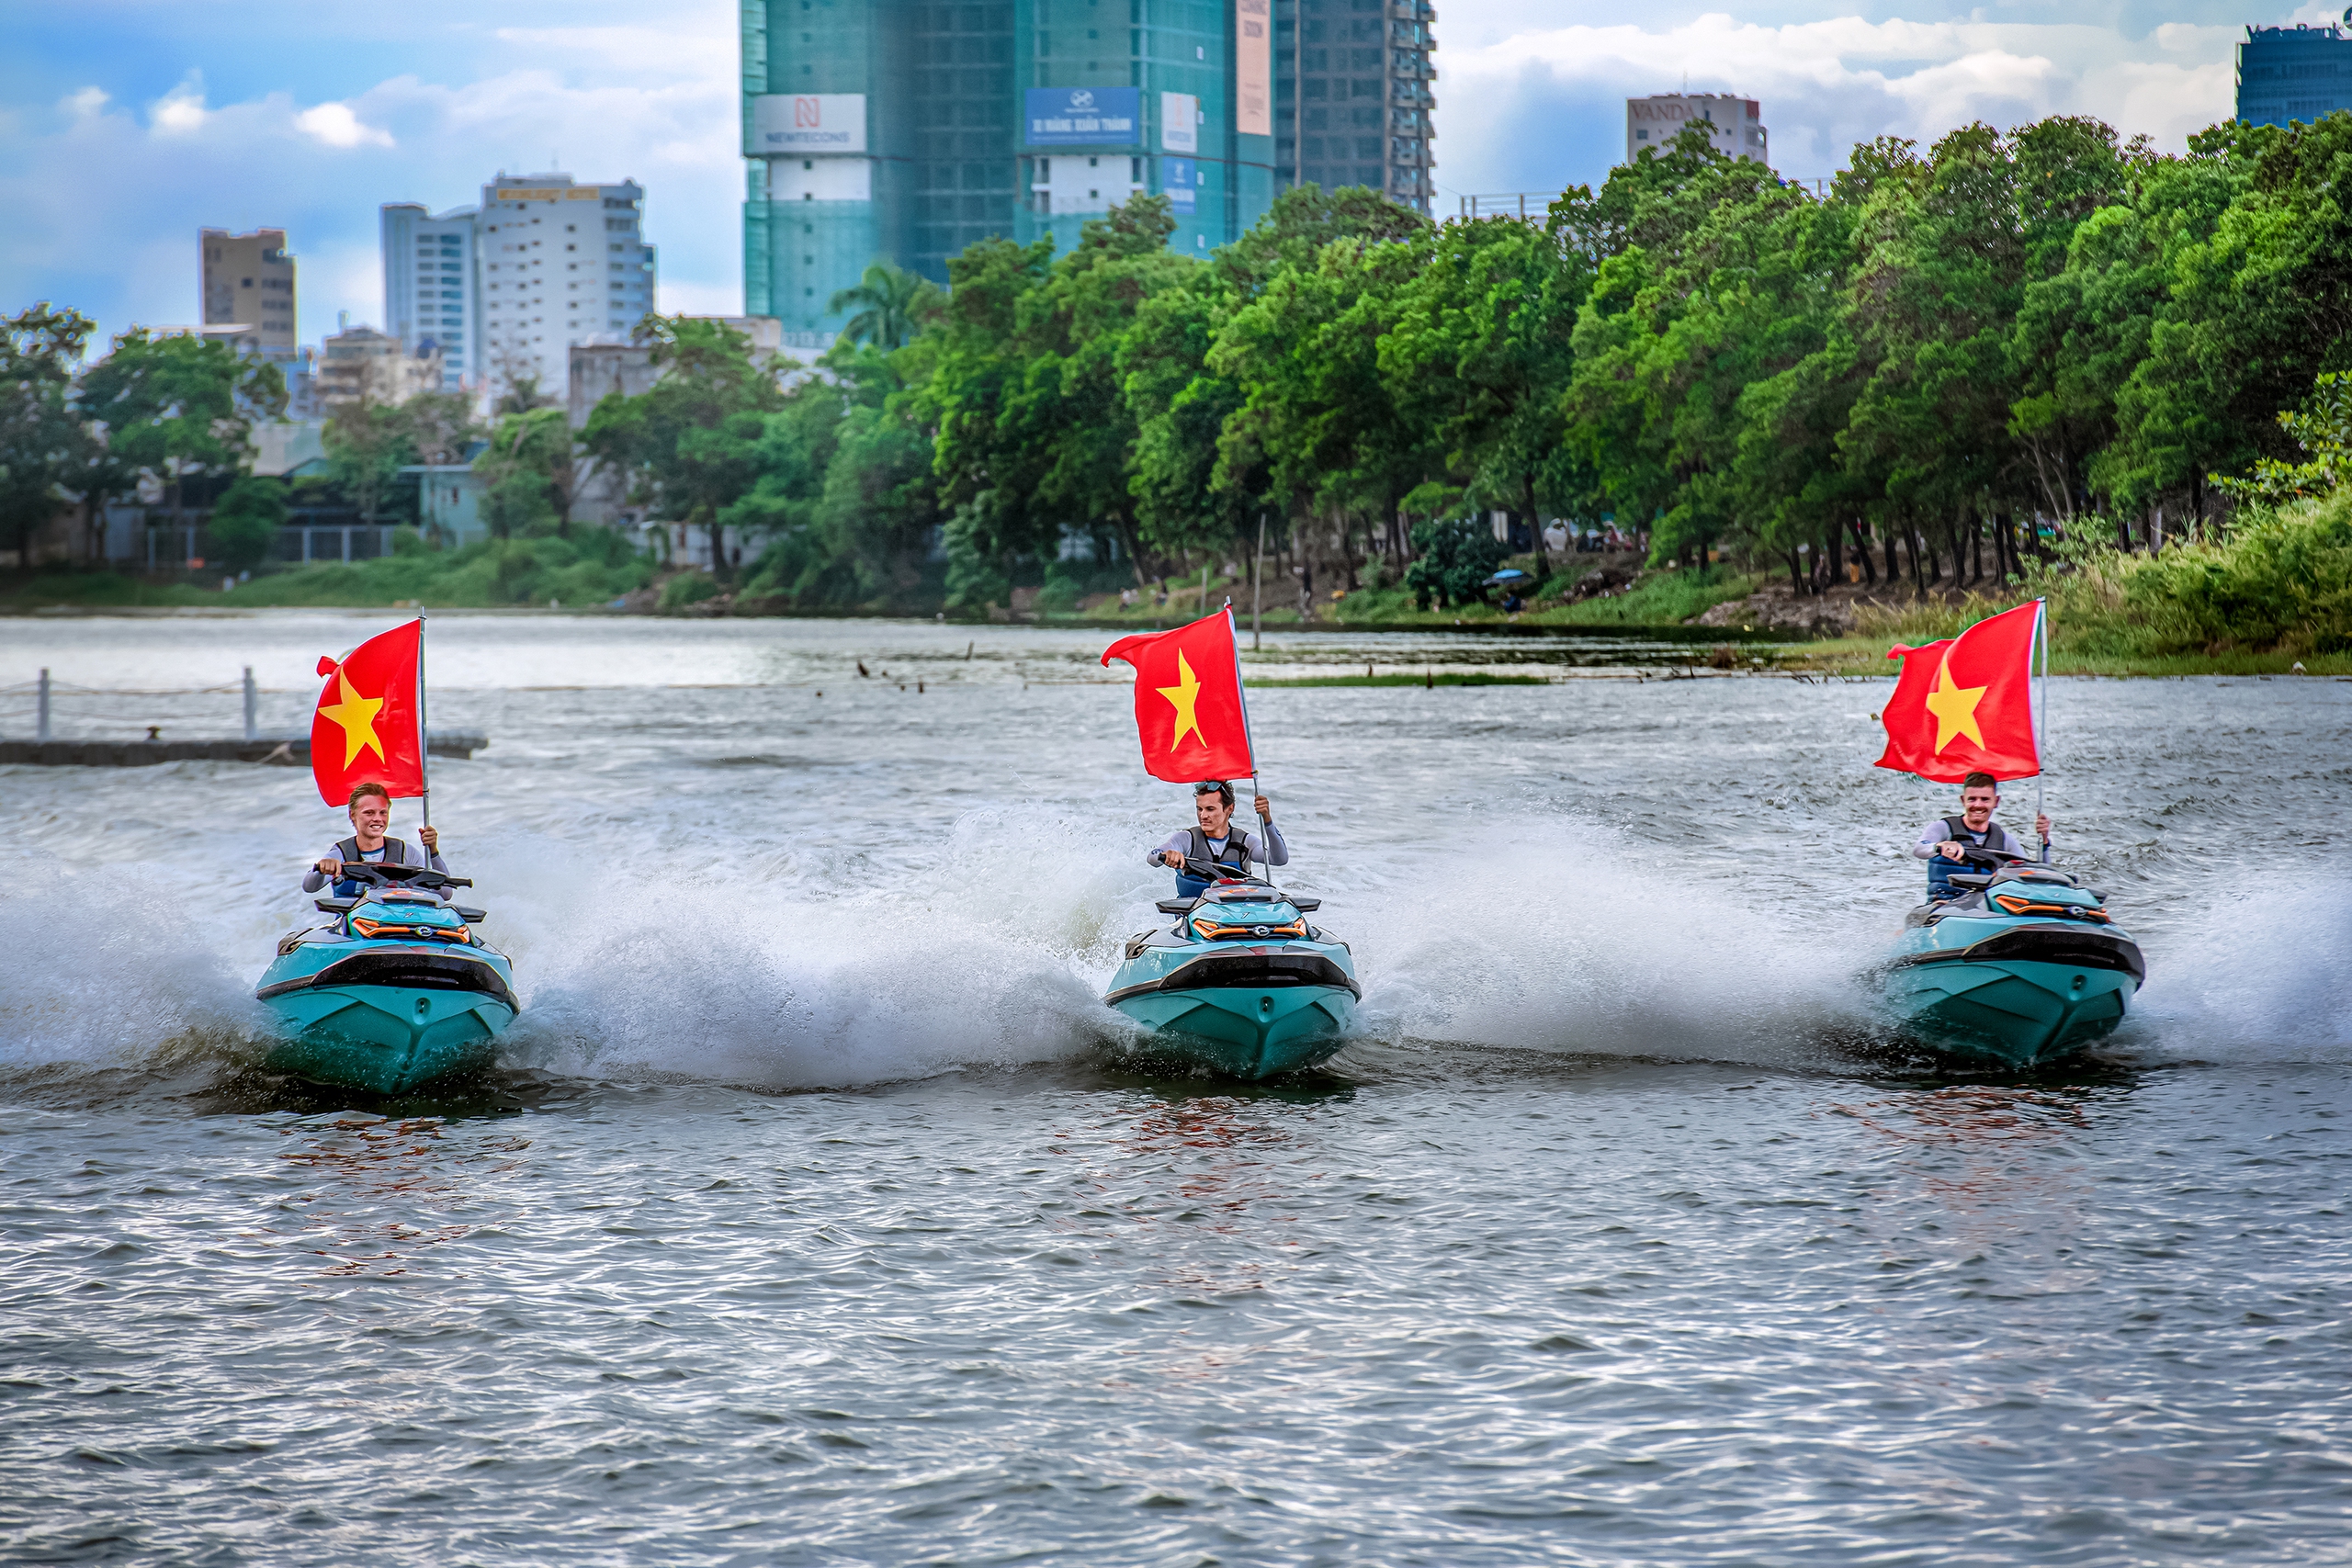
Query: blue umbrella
[{"left": 1485, "top": 569, "right": 1532, "bottom": 587}]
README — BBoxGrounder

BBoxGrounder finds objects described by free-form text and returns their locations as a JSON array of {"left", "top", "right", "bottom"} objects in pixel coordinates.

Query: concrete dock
[{"left": 0, "top": 731, "right": 488, "bottom": 767}]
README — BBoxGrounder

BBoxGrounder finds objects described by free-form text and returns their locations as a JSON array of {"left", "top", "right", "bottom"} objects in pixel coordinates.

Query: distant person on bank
[{"left": 302, "top": 782, "right": 448, "bottom": 899}]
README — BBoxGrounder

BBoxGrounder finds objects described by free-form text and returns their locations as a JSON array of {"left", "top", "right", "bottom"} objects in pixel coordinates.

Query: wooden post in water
[
  {"left": 37, "top": 669, "right": 51, "bottom": 740},
  {"left": 243, "top": 667, "right": 257, "bottom": 740}
]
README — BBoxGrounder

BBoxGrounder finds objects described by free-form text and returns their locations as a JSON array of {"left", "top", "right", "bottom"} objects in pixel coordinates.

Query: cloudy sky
[{"left": 0, "top": 0, "right": 2317, "bottom": 352}]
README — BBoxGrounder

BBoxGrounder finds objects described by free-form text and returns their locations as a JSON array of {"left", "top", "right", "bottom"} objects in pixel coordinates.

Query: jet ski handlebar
[
  {"left": 336, "top": 862, "right": 473, "bottom": 891},
  {"left": 1180, "top": 856, "right": 1263, "bottom": 885}
]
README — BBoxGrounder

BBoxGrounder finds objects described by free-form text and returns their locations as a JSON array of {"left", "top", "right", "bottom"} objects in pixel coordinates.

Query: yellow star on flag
[
  {"left": 1158, "top": 650, "right": 1205, "bottom": 753},
  {"left": 1923, "top": 656, "right": 1987, "bottom": 753},
  {"left": 316, "top": 668, "right": 386, "bottom": 769}
]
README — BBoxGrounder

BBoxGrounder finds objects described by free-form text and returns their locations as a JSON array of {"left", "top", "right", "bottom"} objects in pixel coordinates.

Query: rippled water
[{"left": 4, "top": 613, "right": 2349, "bottom": 1565}]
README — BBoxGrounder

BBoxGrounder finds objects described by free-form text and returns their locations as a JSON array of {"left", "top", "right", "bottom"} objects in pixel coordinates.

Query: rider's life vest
[
  {"left": 1174, "top": 826, "right": 1253, "bottom": 899},
  {"left": 331, "top": 835, "right": 415, "bottom": 899},
  {"left": 1926, "top": 815, "right": 2012, "bottom": 899}
]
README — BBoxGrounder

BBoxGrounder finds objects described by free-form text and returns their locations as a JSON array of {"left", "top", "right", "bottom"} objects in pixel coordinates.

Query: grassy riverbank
[{"left": 0, "top": 534, "right": 650, "bottom": 612}]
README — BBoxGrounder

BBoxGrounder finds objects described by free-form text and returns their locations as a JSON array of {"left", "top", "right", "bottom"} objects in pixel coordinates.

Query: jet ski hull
[
  {"left": 1106, "top": 946, "right": 1359, "bottom": 1079},
  {"left": 1883, "top": 920, "right": 2143, "bottom": 1069},
  {"left": 256, "top": 942, "right": 516, "bottom": 1094}
]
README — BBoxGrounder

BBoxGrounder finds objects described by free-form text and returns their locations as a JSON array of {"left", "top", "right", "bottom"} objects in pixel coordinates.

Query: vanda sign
[{"left": 747, "top": 95, "right": 868, "bottom": 155}]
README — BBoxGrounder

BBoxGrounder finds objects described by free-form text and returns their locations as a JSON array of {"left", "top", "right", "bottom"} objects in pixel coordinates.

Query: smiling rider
[
  {"left": 1912, "top": 770, "right": 2052, "bottom": 901},
  {"left": 1149, "top": 780, "right": 1288, "bottom": 898},
  {"left": 301, "top": 781, "right": 448, "bottom": 899}
]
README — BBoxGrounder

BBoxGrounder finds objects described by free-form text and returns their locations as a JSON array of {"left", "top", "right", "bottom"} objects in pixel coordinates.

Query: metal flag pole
[
  {"left": 415, "top": 614, "right": 432, "bottom": 832},
  {"left": 2032, "top": 597, "right": 2048, "bottom": 863},
  {"left": 1225, "top": 600, "right": 1273, "bottom": 883}
]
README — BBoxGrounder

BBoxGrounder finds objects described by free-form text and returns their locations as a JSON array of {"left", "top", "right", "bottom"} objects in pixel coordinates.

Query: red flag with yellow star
[
  {"left": 1101, "top": 608, "right": 1257, "bottom": 783},
  {"left": 310, "top": 619, "right": 425, "bottom": 805},
  {"left": 1875, "top": 600, "right": 2041, "bottom": 783}
]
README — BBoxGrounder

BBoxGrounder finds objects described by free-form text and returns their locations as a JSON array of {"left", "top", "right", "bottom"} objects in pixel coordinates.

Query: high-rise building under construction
[{"left": 741, "top": 0, "right": 1434, "bottom": 340}]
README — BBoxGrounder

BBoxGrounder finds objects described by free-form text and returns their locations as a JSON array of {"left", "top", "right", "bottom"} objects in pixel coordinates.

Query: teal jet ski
[
  {"left": 1881, "top": 846, "right": 2143, "bottom": 1069},
  {"left": 1105, "top": 858, "right": 1361, "bottom": 1078},
  {"left": 255, "top": 861, "right": 515, "bottom": 1094}
]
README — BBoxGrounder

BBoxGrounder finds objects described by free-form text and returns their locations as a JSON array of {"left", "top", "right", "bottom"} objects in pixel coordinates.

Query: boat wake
[{"left": 5, "top": 824, "right": 2345, "bottom": 1097}]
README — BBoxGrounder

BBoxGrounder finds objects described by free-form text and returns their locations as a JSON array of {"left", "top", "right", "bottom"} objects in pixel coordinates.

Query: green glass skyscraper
[{"left": 742, "top": 0, "right": 1301, "bottom": 337}]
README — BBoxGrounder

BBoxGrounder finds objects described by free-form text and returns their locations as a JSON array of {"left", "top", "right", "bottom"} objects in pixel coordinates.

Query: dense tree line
[
  {"left": 566, "top": 111, "right": 2352, "bottom": 612},
  {"left": 13, "top": 108, "right": 2352, "bottom": 622}
]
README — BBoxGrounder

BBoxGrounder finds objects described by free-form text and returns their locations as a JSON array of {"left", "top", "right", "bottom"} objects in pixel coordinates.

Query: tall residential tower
[
  {"left": 743, "top": 0, "right": 1373, "bottom": 339},
  {"left": 381, "top": 203, "right": 480, "bottom": 393},
  {"left": 200, "top": 228, "right": 297, "bottom": 355},
  {"left": 381, "top": 174, "right": 657, "bottom": 404},
  {"left": 1272, "top": 0, "right": 1436, "bottom": 211},
  {"left": 2237, "top": 20, "right": 2352, "bottom": 126}
]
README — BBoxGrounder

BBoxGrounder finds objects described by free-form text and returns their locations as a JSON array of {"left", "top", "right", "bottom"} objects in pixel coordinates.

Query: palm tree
[{"left": 827, "top": 262, "right": 940, "bottom": 351}]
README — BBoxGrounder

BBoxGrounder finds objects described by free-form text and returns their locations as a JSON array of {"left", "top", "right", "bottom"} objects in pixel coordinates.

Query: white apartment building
[
  {"left": 381, "top": 204, "right": 479, "bottom": 393},
  {"left": 478, "top": 174, "right": 655, "bottom": 403},
  {"left": 1626, "top": 95, "right": 1770, "bottom": 166},
  {"left": 379, "top": 172, "right": 657, "bottom": 408}
]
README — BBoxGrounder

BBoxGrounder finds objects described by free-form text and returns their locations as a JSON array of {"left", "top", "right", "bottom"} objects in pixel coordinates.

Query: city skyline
[{"left": 1, "top": 0, "right": 2250, "bottom": 354}]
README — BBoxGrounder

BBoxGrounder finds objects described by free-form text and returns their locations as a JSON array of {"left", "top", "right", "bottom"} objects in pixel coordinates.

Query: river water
[{"left": 3, "top": 612, "right": 2348, "bottom": 1566}]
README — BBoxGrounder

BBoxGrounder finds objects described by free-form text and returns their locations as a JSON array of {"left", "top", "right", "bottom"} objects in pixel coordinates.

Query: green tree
[
  {"left": 1403, "top": 516, "right": 1508, "bottom": 609},
  {"left": 76, "top": 330, "right": 285, "bottom": 547},
  {"left": 0, "top": 303, "right": 96, "bottom": 562},
  {"left": 582, "top": 316, "right": 782, "bottom": 576},
  {"left": 472, "top": 405, "right": 575, "bottom": 537},
  {"left": 829, "top": 261, "right": 943, "bottom": 351},
  {"left": 208, "top": 473, "right": 287, "bottom": 571}
]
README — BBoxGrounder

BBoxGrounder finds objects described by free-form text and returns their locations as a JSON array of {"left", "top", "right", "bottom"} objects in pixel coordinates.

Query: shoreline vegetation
[
  {"left": 15, "top": 114, "right": 2352, "bottom": 679},
  {"left": 6, "top": 490, "right": 2347, "bottom": 678}
]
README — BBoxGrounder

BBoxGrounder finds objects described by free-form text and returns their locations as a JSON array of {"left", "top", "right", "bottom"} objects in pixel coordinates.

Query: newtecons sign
[
  {"left": 748, "top": 95, "right": 869, "bottom": 155},
  {"left": 1236, "top": 0, "right": 1272, "bottom": 135}
]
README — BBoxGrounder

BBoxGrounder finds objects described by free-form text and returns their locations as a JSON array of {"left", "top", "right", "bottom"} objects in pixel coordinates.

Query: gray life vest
[
  {"left": 1173, "top": 826, "right": 1252, "bottom": 897},
  {"left": 1927, "top": 816, "right": 2010, "bottom": 897},
  {"left": 332, "top": 836, "right": 414, "bottom": 897}
]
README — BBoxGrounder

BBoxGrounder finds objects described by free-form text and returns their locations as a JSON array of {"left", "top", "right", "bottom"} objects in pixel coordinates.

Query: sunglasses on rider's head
[{"left": 1193, "top": 781, "right": 1227, "bottom": 795}]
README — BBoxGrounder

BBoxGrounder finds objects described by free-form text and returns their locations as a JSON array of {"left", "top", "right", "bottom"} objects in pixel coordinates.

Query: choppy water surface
[{"left": 3, "top": 613, "right": 2349, "bottom": 1566}]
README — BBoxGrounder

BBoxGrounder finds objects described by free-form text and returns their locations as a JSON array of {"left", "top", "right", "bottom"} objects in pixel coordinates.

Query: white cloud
[
  {"left": 1436, "top": 12, "right": 2240, "bottom": 195},
  {"left": 149, "top": 74, "right": 209, "bottom": 136},
  {"left": 293, "top": 101, "right": 394, "bottom": 149},
  {"left": 0, "top": 9, "right": 741, "bottom": 354}
]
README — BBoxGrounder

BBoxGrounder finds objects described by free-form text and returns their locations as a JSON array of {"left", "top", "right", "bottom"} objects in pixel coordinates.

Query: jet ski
[
  {"left": 255, "top": 861, "right": 516, "bottom": 1094},
  {"left": 1881, "top": 845, "right": 2144, "bottom": 1069},
  {"left": 1104, "top": 857, "right": 1361, "bottom": 1079}
]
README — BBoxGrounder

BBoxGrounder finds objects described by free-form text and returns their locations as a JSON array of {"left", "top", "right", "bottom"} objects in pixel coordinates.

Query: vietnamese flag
[
  {"left": 1875, "top": 600, "right": 2042, "bottom": 783},
  {"left": 310, "top": 619, "right": 426, "bottom": 806},
  {"left": 1101, "top": 608, "right": 1258, "bottom": 783}
]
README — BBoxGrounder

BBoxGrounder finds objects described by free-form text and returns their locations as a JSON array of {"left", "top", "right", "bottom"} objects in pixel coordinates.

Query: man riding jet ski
[
  {"left": 303, "top": 781, "right": 449, "bottom": 899},
  {"left": 1912, "top": 771, "right": 2051, "bottom": 899},
  {"left": 259, "top": 780, "right": 514, "bottom": 1093},
  {"left": 1883, "top": 771, "right": 2143, "bottom": 1068},
  {"left": 1148, "top": 779, "right": 1287, "bottom": 899},
  {"left": 1112, "top": 781, "right": 1354, "bottom": 1078}
]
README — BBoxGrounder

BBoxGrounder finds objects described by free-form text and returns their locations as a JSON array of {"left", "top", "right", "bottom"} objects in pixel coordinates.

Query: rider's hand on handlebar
[
  {"left": 1161, "top": 850, "right": 1187, "bottom": 869},
  {"left": 316, "top": 855, "right": 341, "bottom": 877},
  {"left": 1937, "top": 840, "right": 1967, "bottom": 861}
]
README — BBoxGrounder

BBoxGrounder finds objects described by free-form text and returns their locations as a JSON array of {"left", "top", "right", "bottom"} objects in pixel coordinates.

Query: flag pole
[
  {"left": 1225, "top": 601, "right": 1272, "bottom": 884},
  {"left": 2032, "top": 597, "right": 2047, "bottom": 863},
  {"left": 415, "top": 614, "right": 432, "bottom": 832}
]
